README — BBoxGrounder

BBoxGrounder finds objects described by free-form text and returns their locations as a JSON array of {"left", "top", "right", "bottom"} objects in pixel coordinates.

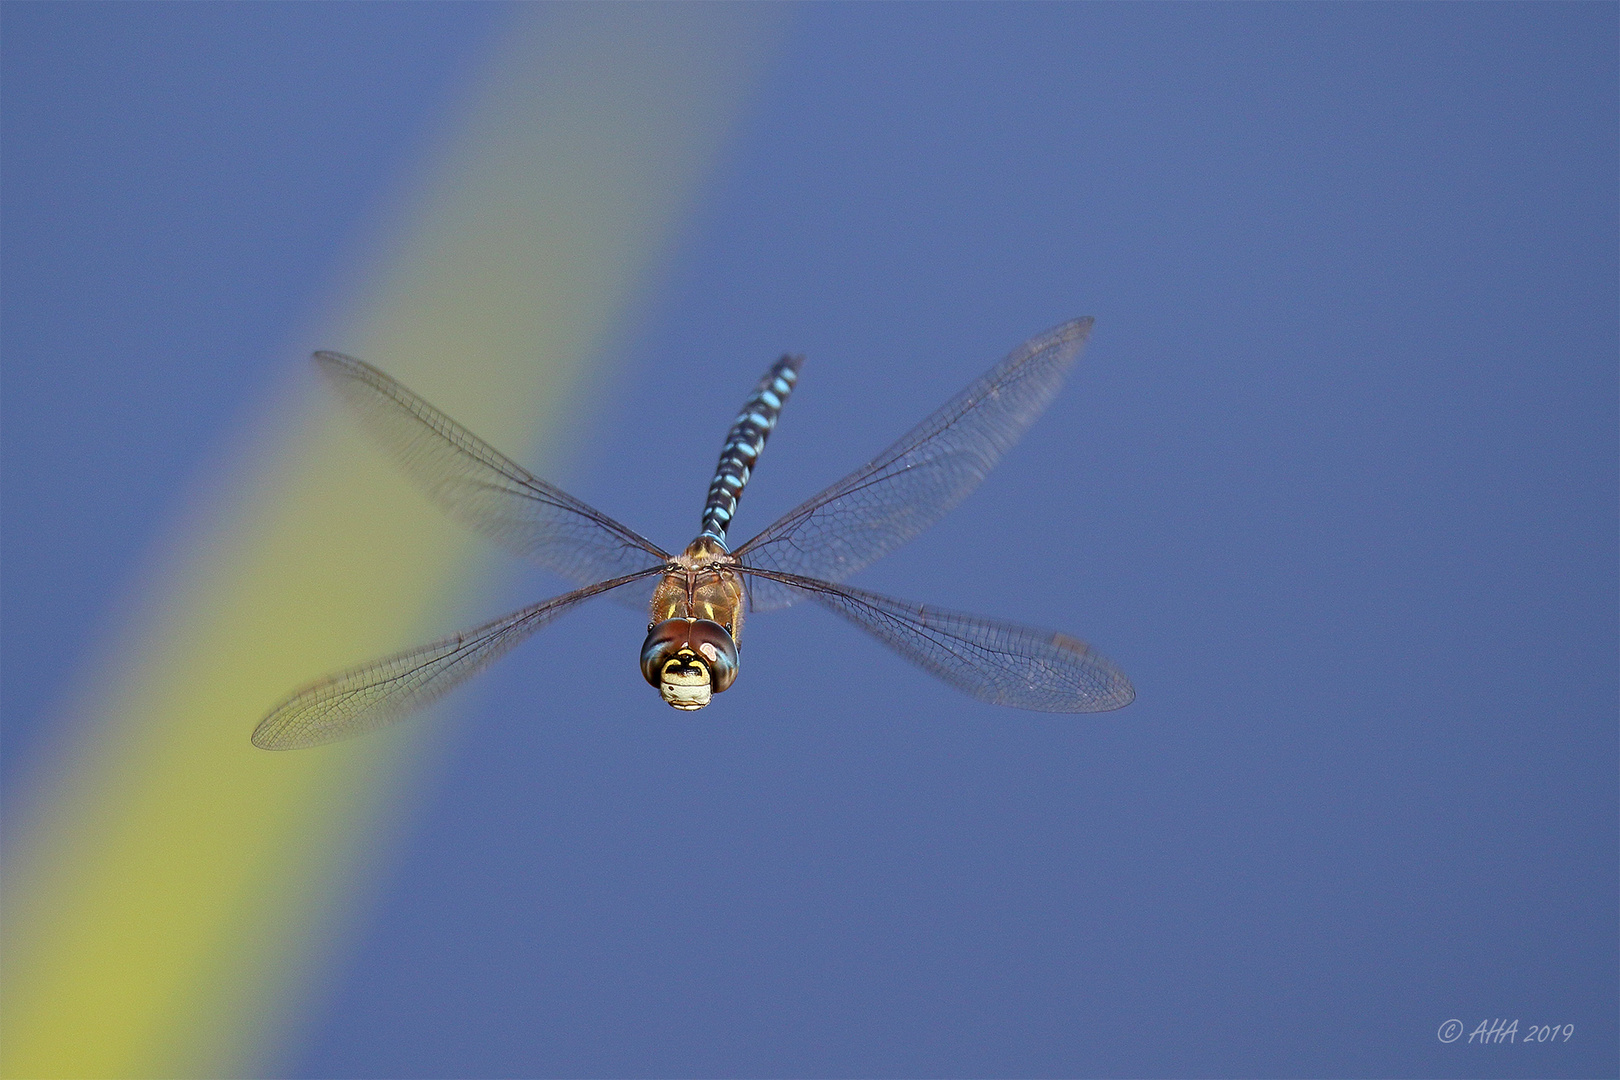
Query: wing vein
[
  {"left": 316, "top": 352, "right": 668, "bottom": 605},
  {"left": 734, "top": 566, "right": 1133, "bottom": 713},
  {"left": 252, "top": 567, "right": 665, "bottom": 749},
  {"left": 734, "top": 319, "right": 1093, "bottom": 610}
]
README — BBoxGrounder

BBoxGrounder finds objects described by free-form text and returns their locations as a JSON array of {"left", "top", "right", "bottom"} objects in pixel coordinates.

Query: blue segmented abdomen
[{"left": 700, "top": 354, "right": 802, "bottom": 542}]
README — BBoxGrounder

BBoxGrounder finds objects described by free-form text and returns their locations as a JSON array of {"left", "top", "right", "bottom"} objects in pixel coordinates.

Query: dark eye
[{"left": 725, "top": 623, "right": 733, "bottom": 634}]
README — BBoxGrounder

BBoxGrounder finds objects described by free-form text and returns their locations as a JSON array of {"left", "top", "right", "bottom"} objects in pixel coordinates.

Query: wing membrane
[
  {"left": 737, "top": 567, "right": 1133, "bottom": 713},
  {"left": 733, "top": 319, "right": 1092, "bottom": 611},
  {"left": 252, "top": 568, "right": 662, "bottom": 750},
  {"left": 317, "top": 352, "right": 669, "bottom": 592}
]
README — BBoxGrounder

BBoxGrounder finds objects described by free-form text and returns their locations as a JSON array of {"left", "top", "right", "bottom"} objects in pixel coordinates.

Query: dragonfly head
[{"left": 640, "top": 618, "right": 738, "bottom": 710}]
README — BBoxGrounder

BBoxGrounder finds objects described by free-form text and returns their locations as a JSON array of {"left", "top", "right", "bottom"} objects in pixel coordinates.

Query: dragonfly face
[
  {"left": 643, "top": 536, "right": 744, "bottom": 709},
  {"left": 640, "top": 617, "right": 739, "bottom": 709}
]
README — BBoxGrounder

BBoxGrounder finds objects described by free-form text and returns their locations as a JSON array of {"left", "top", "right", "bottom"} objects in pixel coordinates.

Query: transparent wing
[
  {"left": 317, "top": 352, "right": 669, "bottom": 597},
  {"left": 737, "top": 567, "right": 1133, "bottom": 713},
  {"left": 252, "top": 568, "right": 662, "bottom": 750},
  {"left": 733, "top": 318, "right": 1093, "bottom": 611}
]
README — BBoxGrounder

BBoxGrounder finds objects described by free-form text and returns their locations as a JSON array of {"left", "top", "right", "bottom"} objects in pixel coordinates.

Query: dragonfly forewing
[
  {"left": 734, "top": 318, "right": 1092, "bottom": 611},
  {"left": 316, "top": 352, "right": 669, "bottom": 594}
]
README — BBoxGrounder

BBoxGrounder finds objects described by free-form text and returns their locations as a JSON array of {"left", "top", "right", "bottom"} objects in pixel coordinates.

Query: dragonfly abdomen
[{"left": 700, "top": 354, "right": 801, "bottom": 542}]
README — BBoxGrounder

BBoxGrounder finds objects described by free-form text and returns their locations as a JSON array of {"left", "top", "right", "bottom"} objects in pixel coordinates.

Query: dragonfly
[{"left": 252, "top": 317, "right": 1133, "bottom": 750}]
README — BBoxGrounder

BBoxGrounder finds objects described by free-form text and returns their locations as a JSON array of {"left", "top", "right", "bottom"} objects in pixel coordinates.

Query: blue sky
[{"left": 3, "top": 4, "right": 1615, "bottom": 1077}]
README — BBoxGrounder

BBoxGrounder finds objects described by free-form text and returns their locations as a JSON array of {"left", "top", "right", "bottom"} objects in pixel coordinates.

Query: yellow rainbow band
[{"left": 1, "top": 8, "right": 782, "bottom": 1077}]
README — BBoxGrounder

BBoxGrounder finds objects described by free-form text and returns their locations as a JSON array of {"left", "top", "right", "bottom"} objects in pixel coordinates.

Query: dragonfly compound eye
[
  {"left": 685, "top": 619, "right": 739, "bottom": 693},
  {"left": 640, "top": 619, "right": 739, "bottom": 709}
]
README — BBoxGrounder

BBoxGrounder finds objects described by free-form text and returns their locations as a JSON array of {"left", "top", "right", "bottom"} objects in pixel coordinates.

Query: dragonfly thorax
[{"left": 651, "top": 537, "right": 745, "bottom": 636}]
